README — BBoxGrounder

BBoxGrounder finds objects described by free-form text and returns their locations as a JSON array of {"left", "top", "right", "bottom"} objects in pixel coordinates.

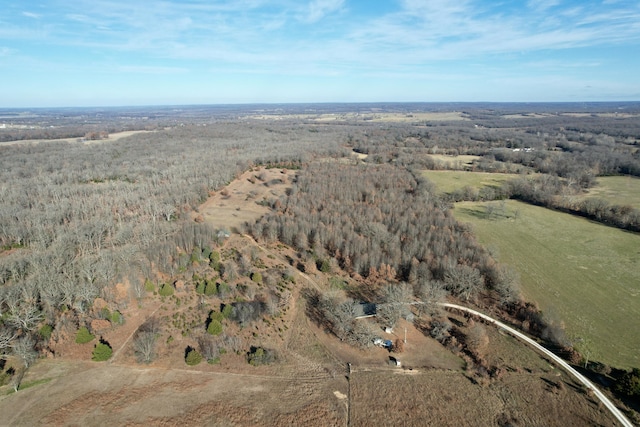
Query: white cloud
[
  {"left": 527, "top": 0, "right": 561, "bottom": 11},
  {"left": 117, "top": 65, "right": 188, "bottom": 74},
  {"left": 22, "top": 11, "right": 41, "bottom": 19},
  {"left": 0, "top": 46, "right": 14, "bottom": 56},
  {"left": 303, "top": 0, "right": 345, "bottom": 23}
]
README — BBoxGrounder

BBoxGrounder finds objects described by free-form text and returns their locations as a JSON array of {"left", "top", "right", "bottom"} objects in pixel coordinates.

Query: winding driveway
[{"left": 439, "top": 302, "right": 634, "bottom": 427}]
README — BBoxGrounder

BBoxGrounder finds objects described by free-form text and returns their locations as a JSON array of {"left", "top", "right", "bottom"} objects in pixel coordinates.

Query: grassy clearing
[
  {"left": 424, "top": 155, "right": 482, "bottom": 170},
  {"left": 453, "top": 200, "right": 640, "bottom": 369},
  {"left": 350, "top": 368, "right": 615, "bottom": 426},
  {"left": 582, "top": 175, "right": 640, "bottom": 209},
  {"left": 422, "top": 169, "right": 517, "bottom": 193}
]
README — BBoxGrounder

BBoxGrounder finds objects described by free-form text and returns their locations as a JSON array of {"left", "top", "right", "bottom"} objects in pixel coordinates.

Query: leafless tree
[
  {"left": 133, "top": 331, "right": 157, "bottom": 364},
  {"left": 197, "top": 334, "right": 220, "bottom": 362},
  {"left": 377, "top": 283, "right": 413, "bottom": 328},
  {"left": 7, "top": 302, "right": 44, "bottom": 332},
  {"left": 0, "top": 326, "right": 17, "bottom": 355},
  {"left": 12, "top": 335, "right": 37, "bottom": 368},
  {"left": 11, "top": 366, "right": 26, "bottom": 393},
  {"left": 443, "top": 264, "right": 483, "bottom": 302}
]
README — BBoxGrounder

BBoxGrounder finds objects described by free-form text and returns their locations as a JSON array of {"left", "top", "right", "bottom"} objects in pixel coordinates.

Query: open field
[
  {"left": 422, "top": 169, "right": 518, "bottom": 193},
  {"left": 0, "top": 129, "right": 154, "bottom": 146},
  {"left": 350, "top": 311, "right": 620, "bottom": 426},
  {"left": 502, "top": 112, "right": 640, "bottom": 119},
  {"left": 453, "top": 200, "right": 640, "bottom": 369},
  {"left": 350, "top": 368, "right": 615, "bottom": 427},
  {"left": 196, "top": 167, "right": 295, "bottom": 232},
  {"left": 247, "top": 111, "right": 469, "bottom": 122},
  {"left": 424, "top": 155, "right": 482, "bottom": 169},
  {"left": 0, "top": 360, "right": 348, "bottom": 426},
  {"left": 581, "top": 175, "right": 640, "bottom": 209}
]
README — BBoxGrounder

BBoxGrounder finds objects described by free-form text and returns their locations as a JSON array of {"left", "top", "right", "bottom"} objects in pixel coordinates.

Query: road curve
[{"left": 439, "top": 302, "right": 634, "bottom": 427}]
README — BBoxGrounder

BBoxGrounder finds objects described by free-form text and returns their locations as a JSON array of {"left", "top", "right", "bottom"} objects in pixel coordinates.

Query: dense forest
[{"left": 250, "top": 162, "right": 517, "bottom": 303}]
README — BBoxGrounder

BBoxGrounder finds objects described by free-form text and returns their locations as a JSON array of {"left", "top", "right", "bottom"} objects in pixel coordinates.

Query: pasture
[
  {"left": 422, "top": 169, "right": 517, "bottom": 193},
  {"left": 453, "top": 199, "right": 640, "bottom": 369},
  {"left": 582, "top": 175, "right": 640, "bottom": 209}
]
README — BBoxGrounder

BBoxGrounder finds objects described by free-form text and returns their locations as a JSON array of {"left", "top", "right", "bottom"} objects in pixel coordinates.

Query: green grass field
[
  {"left": 453, "top": 200, "right": 640, "bottom": 369},
  {"left": 582, "top": 175, "right": 640, "bottom": 209},
  {"left": 422, "top": 170, "right": 518, "bottom": 194}
]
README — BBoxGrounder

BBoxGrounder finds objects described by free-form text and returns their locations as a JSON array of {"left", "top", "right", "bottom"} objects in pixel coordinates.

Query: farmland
[
  {"left": 453, "top": 199, "right": 640, "bottom": 369},
  {"left": 422, "top": 169, "right": 518, "bottom": 194},
  {"left": 582, "top": 175, "right": 640, "bottom": 209}
]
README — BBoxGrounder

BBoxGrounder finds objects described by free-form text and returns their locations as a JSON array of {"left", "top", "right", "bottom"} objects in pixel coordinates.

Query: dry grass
[
  {"left": 246, "top": 111, "right": 469, "bottom": 122},
  {"left": 196, "top": 167, "right": 295, "bottom": 232},
  {"left": 350, "top": 314, "right": 618, "bottom": 427},
  {"left": 426, "top": 154, "right": 482, "bottom": 169},
  {"left": 0, "top": 130, "right": 154, "bottom": 146}
]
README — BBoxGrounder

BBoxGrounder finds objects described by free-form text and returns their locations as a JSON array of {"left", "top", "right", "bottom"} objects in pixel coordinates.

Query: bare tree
[
  {"left": 11, "top": 366, "right": 26, "bottom": 393},
  {"left": 133, "top": 331, "right": 157, "bottom": 364},
  {"left": 7, "top": 302, "right": 44, "bottom": 332},
  {"left": 197, "top": 333, "right": 220, "bottom": 362},
  {"left": 417, "top": 279, "right": 447, "bottom": 317},
  {"left": 444, "top": 264, "right": 483, "bottom": 302},
  {"left": 12, "top": 335, "right": 38, "bottom": 368},
  {"left": 0, "top": 326, "right": 17, "bottom": 355},
  {"left": 466, "top": 323, "right": 489, "bottom": 359},
  {"left": 377, "top": 283, "right": 413, "bottom": 328}
]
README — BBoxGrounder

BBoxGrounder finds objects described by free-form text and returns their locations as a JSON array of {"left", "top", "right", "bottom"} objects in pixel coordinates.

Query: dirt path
[
  {"left": 109, "top": 304, "right": 161, "bottom": 364},
  {"left": 440, "top": 302, "right": 634, "bottom": 427}
]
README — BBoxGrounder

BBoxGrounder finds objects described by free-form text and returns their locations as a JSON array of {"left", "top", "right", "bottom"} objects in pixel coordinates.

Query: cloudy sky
[{"left": 1, "top": 0, "right": 639, "bottom": 107}]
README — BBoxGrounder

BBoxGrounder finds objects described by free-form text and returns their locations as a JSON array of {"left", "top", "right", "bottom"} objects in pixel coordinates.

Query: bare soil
[{"left": 196, "top": 167, "right": 295, "bottom": 232}]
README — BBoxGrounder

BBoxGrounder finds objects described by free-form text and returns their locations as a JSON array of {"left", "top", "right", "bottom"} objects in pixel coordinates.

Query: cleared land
[
  {"left": 247, "top": 111, "right": 469, "bottom": 122},
  {"left": 0, "top": 360, "right": 347, "bottom": 426},
  {"left": 196, "top": 167, "right": 295, "bottom": 232},
  {"left": 425, "top": 154, "right": 482, "bottom": 169},
  {"left": 581, "top": 175, "right": 640, "bottom": 209},
  {"left": 0, "top": 130, "right": 154, "bottom": 146},
  {"left": 453, "top": 199, "right": 640, "bottom": 369},
  {"left": 350, "top": 311, "right": 619, "bottom": 427},
  {"left": 422, "top": 169, "right": 517, "bottom": 193}
]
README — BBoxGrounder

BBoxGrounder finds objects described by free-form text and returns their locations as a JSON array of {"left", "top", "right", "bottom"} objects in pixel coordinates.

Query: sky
[{"left": 1, "top": 0, "right": 640, "bottom": 107}]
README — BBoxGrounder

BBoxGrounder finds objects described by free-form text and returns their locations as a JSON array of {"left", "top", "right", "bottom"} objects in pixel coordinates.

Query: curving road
[{"left": 438, "top": 302, "right": 634, "bottom": 427}]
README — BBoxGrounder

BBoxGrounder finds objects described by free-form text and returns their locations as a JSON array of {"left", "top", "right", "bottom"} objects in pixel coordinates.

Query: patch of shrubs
[
  {"left": 185, "top": 346, "right": 203, "bottom": 366},
  {"left": 614, "top": 368, "right": 640, "bottom": 400},
  {"left": 228, "top": 301, "right": 266, "bottom": 327},
  {"left": 92, "top": 340, "right": 113, "bottom": 361},
  {"left": 75, "top": 326, "right": 95, "bottom": 344},
  {"left": 247, "top": 346, "right": 276, "bottom": 366},
  {"left": 158, "top": 283, "right": 174, "bottom": 297},
  {"left": 38, "top": 324, "right": 53, "bottom": 340}
]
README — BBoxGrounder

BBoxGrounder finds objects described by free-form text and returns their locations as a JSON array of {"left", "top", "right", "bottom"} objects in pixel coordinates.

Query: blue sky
[{"left": 1, "top": 0, "right": 639, "bottom": 107}]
